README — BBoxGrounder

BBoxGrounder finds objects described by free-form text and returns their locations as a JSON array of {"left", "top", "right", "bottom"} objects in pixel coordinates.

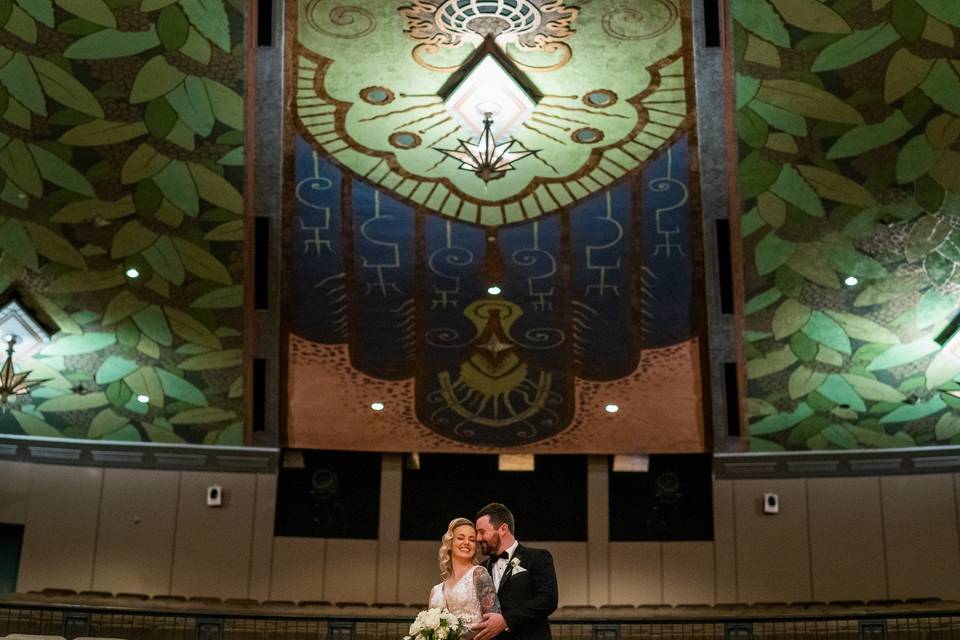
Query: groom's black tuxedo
[{"left": 485, "top": 545, "right": 558, "bottom": 640}]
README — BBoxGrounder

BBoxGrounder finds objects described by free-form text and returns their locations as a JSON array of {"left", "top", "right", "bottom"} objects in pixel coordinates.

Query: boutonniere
[{"left": 509, "top": 557, "right": 526, "bottom": 574}]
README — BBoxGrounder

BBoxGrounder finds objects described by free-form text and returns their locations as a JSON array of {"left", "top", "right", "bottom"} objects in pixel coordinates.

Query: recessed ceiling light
[
  {"left": 370, "top": 402, "right": 385, "bottom": 411},
  {"left": 487, "top": 285, "right": 502, "bottom": 295},
  {"left": 126, "top": 268, "right": 140, "bottom": 278},
  {"left": 605, "top": 404, "right": 620, "bottom": 413},
  {"left": 136, "top": 394, "right": 149, "bottom": 403},
  {"left": 843, "top": 276, "right": 859, "bottom": 286}
]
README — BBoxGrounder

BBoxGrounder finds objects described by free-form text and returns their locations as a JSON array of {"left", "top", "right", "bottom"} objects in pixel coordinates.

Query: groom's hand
[{"left": 474, "top": 613, "right": 507, "bottom": 640}]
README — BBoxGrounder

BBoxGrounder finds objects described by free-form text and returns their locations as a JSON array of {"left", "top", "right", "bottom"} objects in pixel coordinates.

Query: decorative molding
[{"left": 715, "top": 446, "right": 960, "bottom": 479}]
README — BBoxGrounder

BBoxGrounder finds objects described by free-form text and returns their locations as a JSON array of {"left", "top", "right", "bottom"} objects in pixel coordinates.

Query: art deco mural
[
  {"left": 736, "top": 0, "right": 960, "bottom": 449},
  {"left": 0, "top": 0, "right": 245, "bottom": 444},
  {"left": 287, "top": 0, "right": 706, "bottom": 452}
]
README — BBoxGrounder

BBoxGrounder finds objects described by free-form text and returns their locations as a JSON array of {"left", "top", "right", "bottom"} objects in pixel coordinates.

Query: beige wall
[{"left": 3, "top": 459, "right": 960, "bottom": 604}]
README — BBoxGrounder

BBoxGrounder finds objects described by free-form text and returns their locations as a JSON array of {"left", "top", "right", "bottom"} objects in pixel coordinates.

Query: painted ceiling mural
[
  {"left": 287, "top": 0, "right": 706, "bottom": 452},
  {"left": 0, "top": 0, "right": 245, "bottom": 445},
  {"left": 736, "top": 0, "right": 960, "bottom": 449}
]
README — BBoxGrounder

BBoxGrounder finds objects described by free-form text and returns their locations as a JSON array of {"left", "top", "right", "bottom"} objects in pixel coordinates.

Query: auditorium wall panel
[
  {"left": 608, "top": 543, "right": 662, "bottom": 604},
  {"left": 733, "top": 478, "right": 812, "bottom": 604},
  {"left": 662, "top": 542, "right": 715, "bottom": 605},
  {"left": 322, "top": 539, "right": 378, "bottom": 603},
  {"left": 0, "top": 461, "right": 33, "bottom": 525},
  {"left": 269, "top": 537, "right": 327, "bottom": 601},
  {"left": 711, "top": 480, "right": 737, "bottom": 604},
  {"left": 171, "top": 472, "right": 259, "bottom": 598},
  {"left": 536, "top": 542, "right": 588, "bottom": 606},
  {"left": 881, "top": 474, "right": 960, "bottom": 601},
  {"left": 806, "top": 477, "right": 886, "bottom": 602},
  {"left": 250, "top": 473, "right": 278, "bottom": 601},
  {"left": 398, "top": 541, "right": 437, "bottom": 606},
  {"left": 92, "top": 469, "right": 179, "bottom": 595},
  {"left": 17, "top": 465, "right": 102, "bottom": 593}
]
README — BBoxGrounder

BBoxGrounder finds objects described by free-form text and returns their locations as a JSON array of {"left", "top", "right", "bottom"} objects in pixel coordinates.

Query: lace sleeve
[{"left": 473, "top": 566, "right": 500, "bottom": 614}]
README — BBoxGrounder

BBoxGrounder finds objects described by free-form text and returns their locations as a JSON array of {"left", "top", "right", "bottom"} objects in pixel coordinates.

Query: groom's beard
[{"left": 480, "top": 532, "right": 500, "bottom": 555}]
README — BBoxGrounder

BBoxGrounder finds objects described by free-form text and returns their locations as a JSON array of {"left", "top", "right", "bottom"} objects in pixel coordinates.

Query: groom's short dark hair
[{"left": 477, "top": 502, "right": 515, "bottom": 533}]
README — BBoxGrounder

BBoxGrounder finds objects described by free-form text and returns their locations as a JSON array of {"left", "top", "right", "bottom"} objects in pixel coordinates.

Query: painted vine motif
[
  {"left": 736, "top": 0, "right": 960, "bottom": 449},
  {"left": 0, "top": 0, "right": 245, "bottom": 444}
]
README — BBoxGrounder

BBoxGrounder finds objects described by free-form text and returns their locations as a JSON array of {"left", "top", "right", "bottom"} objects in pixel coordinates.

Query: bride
[{"left": 428, "top": 517, "right": 500, "bottom": 638}]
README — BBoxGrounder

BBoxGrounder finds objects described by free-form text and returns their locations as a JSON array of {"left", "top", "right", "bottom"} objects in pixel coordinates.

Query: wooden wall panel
[
  {"left": 92, "top": 468, "right": 179, "bottom": 595},
  {"left": 537, "top": 542, "right": 588, "bottom": 607},
  {"left": 882, "top": 474, "right": 960, "bottom": 600},
  {"left": 712, "top": 480, "right": 737, "bottom": 603},
  {"left": 270, "top": 537, "right": 327, "bottom": 601},
  {"left": 807, "top": 477, "right": 886, "bottom": 602},
  {"left": 18, "top": 465, "right": 102, "bottom": 592},
  {"left": 398, "top": 541, "right": 438, "bottom": 606},
  {"left": 170, "top": 472, "right": 256, "bottom": 598},
  {"left": 733, "top": 479, "right": 811, "bottom": 603},
  {"left": 609, "top": 542, "right": 661, "bottom": 605},
  {"left": 0, "top": 461, "right": 33, "bottom": 525},
  {"left": 662, "top": 542, "right": 714, "bottom": 605},
  {"left": 323, "top": 539, "right": 377, "bottom": 603},
  {"left": 249, "top": 473, "right": 278, "bottom": 600}
]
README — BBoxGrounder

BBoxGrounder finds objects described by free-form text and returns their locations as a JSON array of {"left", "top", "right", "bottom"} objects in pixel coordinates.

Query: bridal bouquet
[{"left": 403, "top": 608, "right": 465, "bottom": 640}]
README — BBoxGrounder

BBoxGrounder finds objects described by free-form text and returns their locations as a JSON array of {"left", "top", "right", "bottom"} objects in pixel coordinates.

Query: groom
[{"left": 473, "top": 503, "right": 558, "bottom": 640}]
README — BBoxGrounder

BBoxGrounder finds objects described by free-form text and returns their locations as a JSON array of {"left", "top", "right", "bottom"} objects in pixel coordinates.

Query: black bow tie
[{"left": 495, "top": 551, "right": 510, "bottom": 560}]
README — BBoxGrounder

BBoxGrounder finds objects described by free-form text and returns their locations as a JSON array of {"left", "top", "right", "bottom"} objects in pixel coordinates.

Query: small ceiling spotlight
[
  {"left": 136, "top": 394, "right": 150, "bottom": 403},
  {"left": 370, "top": 402, "right": 385, "bottom": 411},
  {"left": 604, "top": 403, "right": 620, "bottom": 414},
  {"left": 487, "top": 285, "right": 502, "bottom": 295},
  {"left": 125, "top": 267, "right": 140, "bottom": 279},
  {"left": 843, "top": 276, "right": 859, "bottom": 286}
]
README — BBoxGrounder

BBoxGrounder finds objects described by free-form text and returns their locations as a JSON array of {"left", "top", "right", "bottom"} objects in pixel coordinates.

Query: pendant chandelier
[
  {"left": 0, "top": 335, "right": 37, "bottom": 408},
  {"left": 437, "top": 112, "right": 537, "bottom": 183}
]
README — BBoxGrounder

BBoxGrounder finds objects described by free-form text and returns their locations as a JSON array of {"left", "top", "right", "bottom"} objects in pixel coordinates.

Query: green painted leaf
[
  {"left": 180, "top": 0, "right": 231, "bottom": 50},
  {"left": 4, "top": 5, "right": 37, "bottom": 43},
  {"left": 0, "top": 52, "right": 45, "bottom": 115},
  {"left": 143, "top": 235, "right": 185, "bottom": 285},
  {"left": 826, "top": 110, "right": 913, "bottom": 159},
  {"left": 130, "top": 54, "right": 185, "bottom": 104},
  {"left": 179, "top": 26, "right": 212, "bottom": 63},
  {"left": 811, "top": 24, "right": 900, "bottom": 72},
  {"left": 188, "top": 162, "right": 242, "bottom": 212},
  {"left": 28, "top": 143, "right": 93, "bottom": 196},
  {"left": 88, "top": 408, "right": 131, "bottom": 438},
  {"left": 846, "top": 424, "right": 904, "bottom": 447},
  {"left": 157, "top": 4, "right": 190, "bottom": 50},
  {"left": 166, "top": 75, "right": 213, "bottom": 136},
  {"left": 868, "top": 337, "right": 940, "bottom": 370},
  {"left": 54, "top": 0, "right": 116, "bottom": 26},
  {"left": 919, "top": 59, "right": 960, "bottom": 115},
  {"left": 788, "top": 365, "right": 827, "bottom": 399},
  {"left": 749, "top": 100, "right": 808, "bottom": 136},
  {"left": 770, "top": 165, "right": 824, "bottom": 216},
  {"left": 47, "top": 269, "right": 125, "bottom": 293},
  {"left": 0, "top": 138, "right": 42, "bottom": 197},
  {"left": 105, "top": 379, "right": 133, "bottom": 408},
  {"left": 755, "top": 232, "right": 795, "bottom": 276},
  {"left": 22, "top": 221, "right": 85, "bottom": 269},
  {"left": 751, "top": 437, "right": 786, "bottom": 451},
  {"left": 906, "top": 215, "right": 951, "bottom": 263},
  {"left": 111, "top": 220, "right": 159, "bottom": 258},
  {"left": 202, "top": 78, "right": 243, "bottom": 130},
  {"left": 885, "top": 47, "right": 934, "bottom": 103},
  {"left": 926, "top": 348, "right": 960, "bottom": 389},
  {"left": 124, "top": 366, "right": 164, "bottom": 407},
  {"left": 786, "top": 243, "right": 840, "bottom": 289},
  {"left": 802, "top": 310, "right": 851, "bottom": 354},
  {"left": 817, "top": 373, "right": 866, "bottom": 411},
  {"left": 768, "top": 0, "right": 850, "bottom": 33},
  {"left": 879, "top": 394, "right": 946, "bottom": 422},
  {"left": 11, "top": 410, "right": 60, "bottom": 437},
  {"left": 821, "top": 424, "right": 857, "bottom": 448},
  {"left": 917, "top": 288, "right": 955, "bottom": 328},
  {"left": 190, "top": 284, "right": 242, "bottom": 309},
  {"left": 30, "top": 56, "right": 104, "bottom": 118},
  {"left": 854, "top": 273, "right": 925, "bottom": 306},
  {"left": 156, "top": 368, "right": 207, "bottom": 406},
  {"left": 163, "top": 305, "right": 221, "bottom": 349},
  {"left": 826, "top": 243, "right": 888, "bottom": 279},
  {"left": 750, "top": 402, "right": 813, "bottom": 434},
  {"left": 172, "top": 237, "right": 231, "bottom": 284},
  {"left": 64, "top": 26, "right": 160, "bottom": 59},
  {"left": 132, "top": 304, "right": 173, "bottom": 346},
  {"left": 891, "top": 0, "right": 927, "bottom": 42},
  {"left": 823, "top": 310, "right": 900, "bottom": 344},
  {"left": 152, "top": 160, "right": 199, "bottom": 216},
  {"left": 178, "top": 348, "right": 242, "bottom": 370},
  {"left": 95, "top": 355, "right": 139, "bottom": 385},
  {"left": 732, "top": 0, "right": 790, "bottom": 47},
  {"left": 121, "top": 143, "right": 170, "bottom": 184},
  {"left": 50, "top": 195, "right": 135, "bottom": 223},
  {"left": 934, "top": 413, "right": 960, "bottom": 440},
  {"left": 772, "top": 298, "right": 811, "bottom": 339},
  {"left": 42, "top": 332, "right": 116, "bottom": 357},
  {"left": 37, "top": 391, "right": 109, "bottom": 412},
  {"left": 795, "top": 164, "right": 878, "bottom": 207},
  {"left": 59, "top": 119, "right": 148, "bottom": 146},
  {"left": 103, "top": 290, "right": 148, "bottom": 325},
  {"left": 748, "top": 344, "right": 798, "bottom": 379},
  {"left": 141, "top": 420, "right": 186, "bottom": 443},
  {"left": 915, "top": 0, "right": 960, "bottom": 27},
  {"left": 756, "top": 80, "right": 865, "bottom": 125},
  {"left": 14, "top": 0, "right": 52, "bottom": 26},
  {"left": 738, "top": 109, "right": 769, "bottom": 149},
  {"left": 0, "top": 217, "right": 37, "bottom": 269},
  {"left": 142, "top": 0, "right": 179, "bottom": 10},
  {"left": 842, "top": 374, "right": 907, "bottom": 402},
  {"left": 217, "top": 146, "right": 243, "bottom": 166},
  {"left": 169, "top": 406, "right": 236, "bottom": 425}
]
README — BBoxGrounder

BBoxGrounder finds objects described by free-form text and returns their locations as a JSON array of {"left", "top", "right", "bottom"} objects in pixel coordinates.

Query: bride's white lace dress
[{"left": 428, "top": 565, "right": 500, "bottom": 638}]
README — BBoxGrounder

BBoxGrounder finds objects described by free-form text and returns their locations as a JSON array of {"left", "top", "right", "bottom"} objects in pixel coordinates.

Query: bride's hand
[{"left": 474, "top": 613, "right": 507, "bottom": 640}]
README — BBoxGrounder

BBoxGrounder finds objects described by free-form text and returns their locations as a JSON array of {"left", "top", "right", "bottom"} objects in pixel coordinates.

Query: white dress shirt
[{"left": 492, "top": 540, "right": 519, "bottom": 587}]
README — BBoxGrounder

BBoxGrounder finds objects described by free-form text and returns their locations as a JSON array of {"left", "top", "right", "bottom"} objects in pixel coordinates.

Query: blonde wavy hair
[{"left": 438, "top": 517, "right": 478, "bottom": 581}]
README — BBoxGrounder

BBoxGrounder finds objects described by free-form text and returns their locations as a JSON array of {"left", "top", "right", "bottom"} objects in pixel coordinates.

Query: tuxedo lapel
[{"left": 497, "top": 545, "right": 523, "bottom": 593}]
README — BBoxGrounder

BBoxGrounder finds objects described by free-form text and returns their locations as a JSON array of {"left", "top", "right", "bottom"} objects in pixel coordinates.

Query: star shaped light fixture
[
  {"left": 0, "top": 299, "right": 50, "bottom": 409},
  {"left": 435, "top": 40, "right": 540, "bottom": 183},
  {"left": 0, "top": 335, "right": 39, "bottom": 408}
]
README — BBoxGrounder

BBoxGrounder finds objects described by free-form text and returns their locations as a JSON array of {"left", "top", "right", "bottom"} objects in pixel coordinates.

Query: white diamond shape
[
  {"left": 443, "top": 54, "right": 536, "bottom": 139},
  {"left": 0, "top": 300, "right": 50, "bottom": 358}
]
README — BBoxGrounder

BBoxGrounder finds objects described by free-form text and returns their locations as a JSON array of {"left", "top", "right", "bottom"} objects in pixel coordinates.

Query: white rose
[
  {"left": 424, "top": 610, "right": 440, "bottom": 629},
  {"left": 442, "top": 613, "right": 458, "bottom": 628}
]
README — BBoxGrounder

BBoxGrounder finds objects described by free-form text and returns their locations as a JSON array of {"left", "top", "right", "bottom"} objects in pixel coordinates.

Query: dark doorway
[{"left": 0, "top": 524, "right": 24, "bottom": 594}]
